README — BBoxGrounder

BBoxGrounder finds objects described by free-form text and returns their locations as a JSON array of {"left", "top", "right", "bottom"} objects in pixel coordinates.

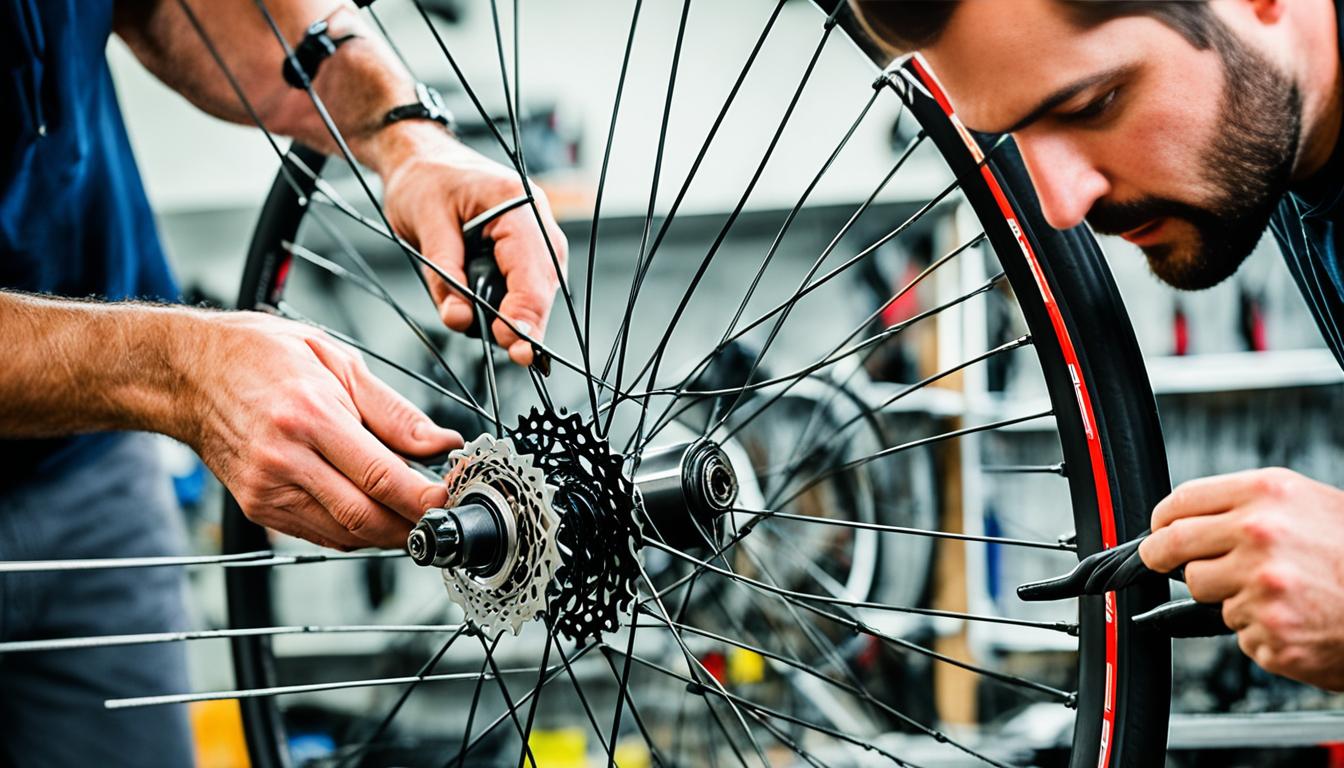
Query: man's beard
[{"left": 1086, "top": 30, "right": 1301, "bottom": 290}]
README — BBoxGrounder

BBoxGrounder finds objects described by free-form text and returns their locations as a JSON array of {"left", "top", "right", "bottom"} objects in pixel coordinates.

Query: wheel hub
[{"left": 409, "top": 408, "right": 742, "bottom": 640}]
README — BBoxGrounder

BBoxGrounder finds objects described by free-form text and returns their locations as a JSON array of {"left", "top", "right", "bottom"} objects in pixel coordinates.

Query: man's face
[{"left": 923, "top": 0, "right": 1300, "bottom": 290}]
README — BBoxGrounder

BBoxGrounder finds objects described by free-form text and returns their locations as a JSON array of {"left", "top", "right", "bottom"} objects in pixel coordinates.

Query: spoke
[
  {"left": 337, "top": 624, "right": 471, "bottom": 768},
  {"left": 251, "top": 0, "right": 442, "bottom": 315},
  {"left": 706, "top": 214, "right": 987, "bottom": 446},
  {"left": 551, "top": 631, "right": 614, "bottom": 760},
  {"left": 602, "top": 0, "right": 695, "bottom": 438},
  {"left": 761, "top": 335, "right": 1032, "bottom": 480},
  {"left": 485, "top": 0, "right": 600, "bottom": 421},
  {"left": 275, "top": 302, "right": 499, "bottom": 428},
  {"left": 476, "top": 632, "right": 540, "bottom": 768},
  {"left": 738, "top": 584, "right": 1076, "bottom": 705},
  {"left": 304, "top": 193, "right": 623, "bottom": 398},
  {"left": 451, "top": 640, "right": 602, "bottom": 764},
  {"left": 515, "top": 616, "right": 562, "bottom": 768},
  {"left": 773, "top": 408, "right": 1053, "bottom": 509},
  {"left": 0, "top": 624, "right": 461, "bottom": 654},
  {"left": 695, "top": 88, "right": 890, "bottom": 437},
  {"left": 364, "top": 4, "right": 415, "bottom": 76},
  {"left": 622, "top": 16, "right": 842, "bottom": 452},
  {"left": 646, "top": 539, "right": 1076, "bottom": 635},
  {"left": 604, "top": 617, "right": 640, "bottom": 767},
  {"left": 755, "top": 509, "right": 1075, "bottom": 552},
  {"left": 284, "top": 232, "right": 484, "bottom": 420},
  {"left": 598, "top": 0, "right": 788, "bottom": 389},
  {"left": 984, "top": 462, "right": 1068, "bottom": 475},
  {"left": 727, "top": 539, "right": 891, "bottom": 733},
  {"left": 597, "top": 651, "right": 669, "bottom": 767},
  {"left": 678, "top": 131, "right": 937, "bottom": 391},
  {"left": 0, "top": 549, "right": 402, "bottom": 574},
  {"left": 584, "top": 0, "right": 643, "bottom": 418},
  {"left": 409, "top": 0, "right": 517, "bottom": 157},
  {"left": 643, "top": 213, "right": 972, "bottom": 440},
  {"left": 105, "top": 665, "right": 539, "bottom": 710},
  {"left": 477, "top": 300, "right": 504, "bottom": 437},
  {"left": 602, "top": 645, "right": 928, "bottom": 768},
  {"left": 639, "top": 269, "right": 1006, "bottom": 450},
  {"left": 447, "top": 633, "right": 502, "bottom": 768},
  {"left": 636, "top": 565, "right": 772, "bottom": 766},
  {"left": 719, "top": 535, "right": 1077, "bottom": 705}
]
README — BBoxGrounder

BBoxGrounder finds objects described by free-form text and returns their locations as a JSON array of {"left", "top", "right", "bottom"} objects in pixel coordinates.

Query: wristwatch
[{"left": 384, "top": 82, "right": 456, "bottom": 134}]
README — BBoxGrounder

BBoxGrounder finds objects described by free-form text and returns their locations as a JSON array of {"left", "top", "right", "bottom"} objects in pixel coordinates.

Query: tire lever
[{"left": 1017, "top": 529, "right": 1233, "bottom": 638}]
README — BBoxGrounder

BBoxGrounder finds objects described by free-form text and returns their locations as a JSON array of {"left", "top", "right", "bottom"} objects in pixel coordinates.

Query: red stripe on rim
[{"left": 909, "top": 53, "right": 1120, "bottom": 768}]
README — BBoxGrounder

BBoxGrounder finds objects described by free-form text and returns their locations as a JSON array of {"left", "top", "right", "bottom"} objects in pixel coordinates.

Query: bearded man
[{"left": 852, "top": 0, "right": 1344, "bottom": 691}]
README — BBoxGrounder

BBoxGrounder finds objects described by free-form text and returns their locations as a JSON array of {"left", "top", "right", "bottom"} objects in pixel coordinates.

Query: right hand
[{"left": 179, "top": 311, "right": 462, "bottom": 549}]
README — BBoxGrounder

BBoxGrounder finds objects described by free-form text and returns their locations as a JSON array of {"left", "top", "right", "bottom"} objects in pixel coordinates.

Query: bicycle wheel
[{"left": 4, "top": 2, "right": 1172, "bottom": 766}]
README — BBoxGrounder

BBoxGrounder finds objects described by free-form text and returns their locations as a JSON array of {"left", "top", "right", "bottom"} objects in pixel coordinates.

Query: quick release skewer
[{"left": 408, "top": 488, "right": 510, "bottom": 577}]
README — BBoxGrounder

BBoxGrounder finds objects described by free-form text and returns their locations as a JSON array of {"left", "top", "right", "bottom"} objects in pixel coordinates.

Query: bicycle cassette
[
  {"left": 437, "top": 433, "right": 561, "bottom": 635},
  {"left": 510, "top": 408, "right": 642, "bottom": 642}
]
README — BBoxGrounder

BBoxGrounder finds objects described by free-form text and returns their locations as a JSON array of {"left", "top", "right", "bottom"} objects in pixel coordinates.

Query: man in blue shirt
[
  {"left": 850, "top": 0, "right": 1344, "bottom": 691},
  {"left": 0, "top": 1, "right": 565, "bottom": 764}
]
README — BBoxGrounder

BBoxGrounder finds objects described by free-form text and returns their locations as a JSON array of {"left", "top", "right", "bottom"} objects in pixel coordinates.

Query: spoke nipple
[
  {"left": 871, "top": 73, "right": 893, "bottom": 90},
  {"left": 1065, "top": 692, "right": 1079, "bottom": 710}
]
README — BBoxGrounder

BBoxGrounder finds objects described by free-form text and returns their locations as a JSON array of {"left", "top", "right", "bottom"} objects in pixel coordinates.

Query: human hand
[
  {"left": 180, "top": 311, "right": 462, "bottom": 549},
  {"left": 1139, "top": 468, "right": 1344, "bottom": 691},
  {"left": 379, "top": 128, "right": 567, "bottom": 366}
]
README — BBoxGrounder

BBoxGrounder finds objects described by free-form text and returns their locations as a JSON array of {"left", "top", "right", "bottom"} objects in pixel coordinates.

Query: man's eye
[{"left": 1067, "top": 89, "right": 1119, "bottom": 122}]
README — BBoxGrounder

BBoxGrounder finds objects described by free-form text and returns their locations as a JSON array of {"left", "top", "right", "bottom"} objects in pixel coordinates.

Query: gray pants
[{"left": 0, "top": 434, "right": 196, "bottom": 768}]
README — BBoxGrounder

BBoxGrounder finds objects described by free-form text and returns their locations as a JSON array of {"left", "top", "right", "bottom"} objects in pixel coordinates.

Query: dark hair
[{"left": 849, "top": 1, "right": 1219, "bottom": 56}]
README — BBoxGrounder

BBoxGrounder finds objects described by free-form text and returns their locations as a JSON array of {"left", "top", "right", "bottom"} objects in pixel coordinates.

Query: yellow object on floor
[
  {"left": 190, "top": 699, "right": 250, "bottom": 768},
  {"left": 729, "top": 647, "right": 766, "bottom": 685},
  {"left": 529, "top": 727, "right": 587, "bottom": 768},
  {"left": 612, "top": 738, "right": 651, "bottom": 768}
]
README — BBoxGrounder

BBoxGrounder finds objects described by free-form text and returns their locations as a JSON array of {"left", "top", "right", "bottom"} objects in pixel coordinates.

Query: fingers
[
  {"left": 415, "top": 217, "right": 474, "bottom": 332},
  {"left": 301, "top": 459, "right": 420, "bottom": 549},
  {"left": 316, "top": 414, "right": 449, "bottom": 521},
  {"left": 344, "top": 359, "right": 463, "bottom": 458},
  {"left": 488, "top": 206, "right": 565, "bottom": 367},
  {"left": 1152, "top": 469, "right": 1297, "bottom": 530},
  {"left": 1181, "top": 553, "right": 1245, "bottom": 604},
  {"left": 238, "top": 486, "right": 371, "bottom": 551},
  {"left": 1138, "top": 512, "right": 1244, "bottom": 574}
]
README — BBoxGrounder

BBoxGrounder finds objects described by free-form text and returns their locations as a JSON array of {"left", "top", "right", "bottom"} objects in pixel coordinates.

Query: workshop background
[{"left": 84, "top": 0, "right": 1344, "bottom": 765}]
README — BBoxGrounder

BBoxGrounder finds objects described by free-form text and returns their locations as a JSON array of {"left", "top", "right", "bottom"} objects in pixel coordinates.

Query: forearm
[
  {"left": 115, "top": 0, "right": 448, "bottom": 176},
  {"left": 0, "top": 292, "right": 197, "bottom": 441}
]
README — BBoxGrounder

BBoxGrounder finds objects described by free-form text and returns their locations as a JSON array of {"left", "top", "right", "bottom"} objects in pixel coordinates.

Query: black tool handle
[
  {"left": 459, "top": 196, "right": 530, "bottom": 340},
  {"left": 1133, "top": 598, "right": 1232, "bottom": 638}
]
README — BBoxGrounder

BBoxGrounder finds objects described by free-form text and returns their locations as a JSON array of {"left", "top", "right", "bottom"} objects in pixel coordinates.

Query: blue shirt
[{"left": 1, "top": 0, "right": 178, "bottom": 488}]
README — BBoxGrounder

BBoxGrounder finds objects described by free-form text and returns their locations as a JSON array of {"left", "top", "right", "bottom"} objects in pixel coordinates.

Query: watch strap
[{"left": 384, "top": 82, "right": 456, "bottom": 132}]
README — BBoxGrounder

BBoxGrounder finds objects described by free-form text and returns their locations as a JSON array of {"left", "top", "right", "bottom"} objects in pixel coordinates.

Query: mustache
[{"left": 1085, "top": 197, "right": 1216, "bottom": 236}]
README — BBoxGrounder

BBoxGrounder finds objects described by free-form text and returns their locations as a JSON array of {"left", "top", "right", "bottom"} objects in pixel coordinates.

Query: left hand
[
  {"left": 379, "top": 128, "right": 567, "bottom": 366},
  {"left": 1139, "top": 468, "right": 1344, "bottom": 691}
]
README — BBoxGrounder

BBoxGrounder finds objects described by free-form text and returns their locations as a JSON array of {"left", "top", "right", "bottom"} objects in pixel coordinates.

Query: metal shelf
[{"left": 1147, "top": 348, "right": 1343, "bottom": 395}]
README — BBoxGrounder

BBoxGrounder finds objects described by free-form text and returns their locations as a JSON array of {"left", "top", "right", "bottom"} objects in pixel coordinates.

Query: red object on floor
[
  {"left": 1173, "top": 302, "right": 1189, "bottom": 356},
  {"left": 1325, "top": 742, "right": 1344, "bottom": 768},
  {"left": 700, "top": 651, "right": 727, "bottom": 684}
]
